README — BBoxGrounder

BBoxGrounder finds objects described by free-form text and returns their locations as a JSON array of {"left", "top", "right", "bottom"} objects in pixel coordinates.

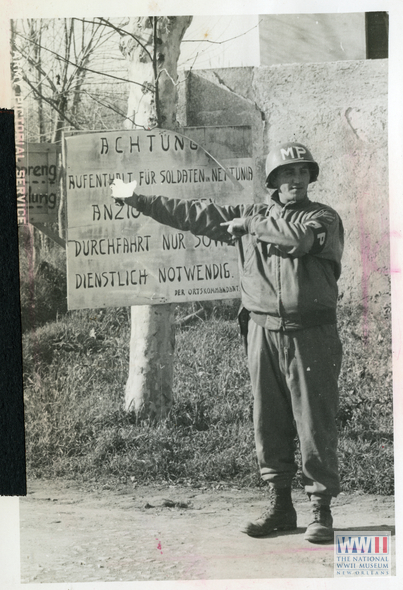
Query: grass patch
[{"left": 22, "top": 301, "right": 394, "bottom": 494}]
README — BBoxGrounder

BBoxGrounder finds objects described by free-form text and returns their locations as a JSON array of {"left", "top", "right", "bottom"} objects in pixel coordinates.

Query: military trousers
[{"left": 247, "top": 320, "right": 343, "bottom": 497}]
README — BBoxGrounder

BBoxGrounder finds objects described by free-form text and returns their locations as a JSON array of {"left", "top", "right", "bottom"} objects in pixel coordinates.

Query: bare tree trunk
[
  {"left": 33, "top": 21, "right": 46, "bottom": 142},
  {"left": 125, "top": 305, "right": 176, "bottom": 418},
  {"left": 121, "top": 16, "right": 192, "bottom": 419},
  {"left": 52, "top": 19, "right": 74, "bottom": 143}
]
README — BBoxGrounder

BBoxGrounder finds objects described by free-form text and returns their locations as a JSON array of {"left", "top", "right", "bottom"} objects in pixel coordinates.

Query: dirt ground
[{"left": 19, "top": 479, "right": 395, "bottom": 584}]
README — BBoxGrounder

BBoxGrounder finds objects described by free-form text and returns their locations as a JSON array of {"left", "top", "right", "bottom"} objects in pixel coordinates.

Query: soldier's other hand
[
  {"left": 220, "top": 218, "right": 248, "bottom": 238},
  {"left": 110, "top": 178, "right": 139, "bottom": 207}
]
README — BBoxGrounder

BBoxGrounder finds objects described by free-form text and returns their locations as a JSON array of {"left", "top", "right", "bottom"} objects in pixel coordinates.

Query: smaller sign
[
  {"left": 334, "top": 531, "right": 391, "bottom": 577},
  {"left": 16, "top": 143, "right": 60, "bottom": 223}
]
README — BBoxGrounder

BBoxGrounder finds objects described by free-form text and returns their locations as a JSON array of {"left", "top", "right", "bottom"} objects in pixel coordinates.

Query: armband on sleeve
[{"left": 305, "top": 220, "right": 328, "bottom": 254}]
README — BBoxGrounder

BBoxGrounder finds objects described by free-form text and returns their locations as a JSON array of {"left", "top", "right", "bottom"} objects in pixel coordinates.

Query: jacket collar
[{"left": 270, "top": 190, "right": 311, "bottom": 209}]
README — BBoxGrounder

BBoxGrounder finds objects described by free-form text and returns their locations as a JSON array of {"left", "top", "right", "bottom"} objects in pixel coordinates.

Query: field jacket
[{"left": 136, "top": 192, "right": 344, "bottom": 331}]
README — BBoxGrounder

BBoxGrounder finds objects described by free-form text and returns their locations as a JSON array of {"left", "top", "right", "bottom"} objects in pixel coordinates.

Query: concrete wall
[{"left": 178, "top": 59, "right": 389, "bottom": 313}]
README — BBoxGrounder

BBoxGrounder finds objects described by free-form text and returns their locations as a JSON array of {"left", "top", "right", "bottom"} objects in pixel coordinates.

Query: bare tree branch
[
  {"left": 78, "top": 16, "right": 154, "bottom": 62},
  {"left": 22, "top": 74, "right": 80, "bottom": 131},
  {"left": 81, "top": 89, "right": 149, "bottom": 130},
  {"left": 14, "top": 40, "right": 59, "bottom": 95},
  {"left": 14, "top": 29, "right": 152, "bottom": 91},
  {"left": 181, "top": 20, "right": 262, "bottom": 44}
]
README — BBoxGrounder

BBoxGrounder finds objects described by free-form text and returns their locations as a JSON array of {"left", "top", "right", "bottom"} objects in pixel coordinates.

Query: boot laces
[
  {"left": 312, "top": 504, "right": 331, "bottom": 524},
  {"left": 255, "top": 489, "right": 290, "bottom": 520}
]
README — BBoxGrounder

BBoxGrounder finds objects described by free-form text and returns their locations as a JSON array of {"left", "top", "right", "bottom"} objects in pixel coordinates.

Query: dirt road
[{"left": 19, "top": 479, "right": 395, "bottom": 583}]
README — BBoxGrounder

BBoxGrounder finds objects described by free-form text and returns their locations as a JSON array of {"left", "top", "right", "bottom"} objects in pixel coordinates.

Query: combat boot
[
  {"left": 242, "top": 486, "right": 297, "bottom": 537},
  {"left": 304, "top": 501, "right": 333, "bottom": 543}
]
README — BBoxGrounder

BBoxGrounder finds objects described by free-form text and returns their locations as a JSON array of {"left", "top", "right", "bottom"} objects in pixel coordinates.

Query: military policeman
[{"left": 112, "top": 142, "right": 344, "bottom": 543}]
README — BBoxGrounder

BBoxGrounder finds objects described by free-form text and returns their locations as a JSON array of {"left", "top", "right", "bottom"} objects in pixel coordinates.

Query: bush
[{"left": 19, "top": 240, "right": 67, "bottom": 332}]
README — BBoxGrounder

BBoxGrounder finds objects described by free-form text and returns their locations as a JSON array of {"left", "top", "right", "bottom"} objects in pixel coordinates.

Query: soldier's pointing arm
[{"left": 113, "top": 188, "right": 244, "bottom": 244}]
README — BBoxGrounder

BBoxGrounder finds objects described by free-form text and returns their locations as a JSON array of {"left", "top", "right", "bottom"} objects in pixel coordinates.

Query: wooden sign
[
  {"left": 16, "top": 143, "right": 59, "bottom": 223},
  {"left": 65, "top": 128, "right": 254, "bottom": 310}
]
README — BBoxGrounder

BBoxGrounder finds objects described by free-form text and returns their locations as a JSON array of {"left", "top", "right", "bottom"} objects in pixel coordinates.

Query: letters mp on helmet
[{"left": 265, "top": 142, "right": 320, "bottom": 189}]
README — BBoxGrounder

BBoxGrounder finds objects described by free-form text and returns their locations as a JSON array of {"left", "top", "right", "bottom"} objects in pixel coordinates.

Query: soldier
[{"left": 111, "top": 142, "right": 344, "bottom": 543}]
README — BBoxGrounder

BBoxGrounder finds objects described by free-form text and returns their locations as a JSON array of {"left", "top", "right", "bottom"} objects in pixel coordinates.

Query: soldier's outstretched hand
[{"left": 110, "top": 178, "right": 139, "bottom": 207}]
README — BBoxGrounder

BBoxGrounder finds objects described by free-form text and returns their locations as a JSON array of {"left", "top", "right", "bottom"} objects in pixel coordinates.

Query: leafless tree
[{"left": 11, "top": 17, "right": 129, "bottom": 142}]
